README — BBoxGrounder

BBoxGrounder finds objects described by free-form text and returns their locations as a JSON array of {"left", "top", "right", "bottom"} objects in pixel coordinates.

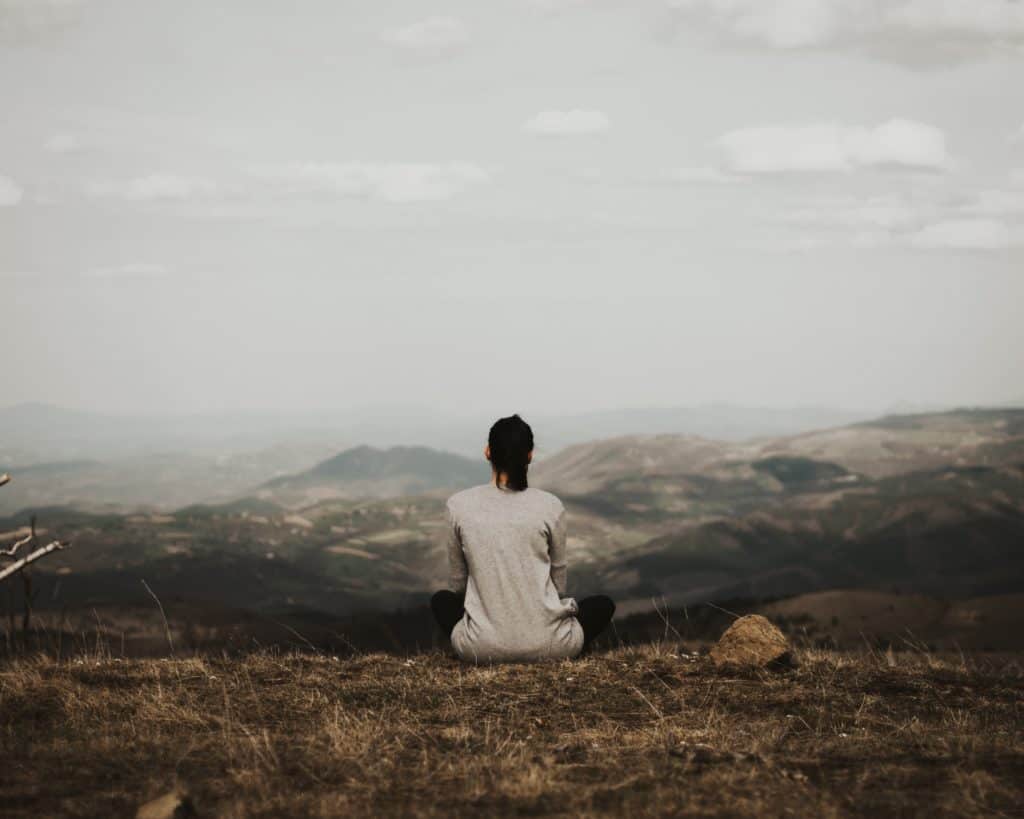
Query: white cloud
[
  {"left": 957, "top": 189, "right": 1024, "bottom": 218},
  {"left": 85, "top": 164, "right": 491, "bottom": 206},
  {"left": 570, "top": 166, "right": 604, "bottom": 184},
  {"left": 743, "top": 231, "right": 831, "bottom": 252},
  {"left": 786, "top": 196, "right": 926, "bottom": 231},
  {"left": 253, "top": 162, "right": 491, "bottom": 203},
  {"left": 669, "top": 0, "right": 1024, "bottom": 56},
  {"left": 669, "top": 0, "right": 859, "bottom": 49},
  {"left": 522, "top": 110, "right": 610, "bottom": 136},
  {"left": 44, "top": 133, "right": 78, "bottom": 153},
  {"left": 889, "top": 1, "right": 1024, "bottom": 39},
  {"left": 86, "top": 174, "right": 219, "bottom": 201},
  {"left": 843, "top": 201, "right": 922, "bottom": 231},
  {"left": 381, "top": 17, "right": 469, "bottom": 57},
  {"left": 776, "top": 193, "right": 929, "bottom": 250},
  {"left": 776, "top": 184, "right": 1024, "bottom": 252},
  {"left": 717, "top": 119, "right": 950, "bottom": 174},
  {"left": 668, "top": 166, "right": 744, "bottom": 184},
  {"left": 82, "top": 263, "right": 170, "bottom": 278},
  {"left": 774, "top": 235, "right": 829, "bottom": 252},
  {"left": 909, "top": 219, "right": 1018, "bottom": 250},
  {"left": 0, "top": 174, "right": 23, "bottom": 205},
  {"left": 528, "top": 0, "right": 592, "bottom": 10},
  {"left": 0, "top": 0, "right": 88, "bottom": 43}
]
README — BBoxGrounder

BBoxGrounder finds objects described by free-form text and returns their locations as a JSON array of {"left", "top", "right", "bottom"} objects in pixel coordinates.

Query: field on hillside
[{"left": 2, "top": 643, "right": 1022, "bottom": 818}]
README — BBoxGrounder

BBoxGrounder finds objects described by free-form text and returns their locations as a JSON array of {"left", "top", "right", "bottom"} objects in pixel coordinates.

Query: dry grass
[{"left": 1, "top": 643, "right": 1022, "bottom": 817}]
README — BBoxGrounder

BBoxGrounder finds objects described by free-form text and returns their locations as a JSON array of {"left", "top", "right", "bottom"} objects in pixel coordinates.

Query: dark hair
[{"left": 488, "top": 414, "right": 534, "bottom": 492}]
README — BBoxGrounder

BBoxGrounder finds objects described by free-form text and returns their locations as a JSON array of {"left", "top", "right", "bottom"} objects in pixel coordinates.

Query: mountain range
[
  {"left": 3, "top": 406, "right": 1021, "bottom": 652},
  {"left": 0, "top": 400, "right": 890, "bottom": 514}
]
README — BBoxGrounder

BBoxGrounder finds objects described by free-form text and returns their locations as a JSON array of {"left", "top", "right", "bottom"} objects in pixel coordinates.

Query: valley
[{"left": 2, "top": 406, "right": 1022, "bottom": 654}]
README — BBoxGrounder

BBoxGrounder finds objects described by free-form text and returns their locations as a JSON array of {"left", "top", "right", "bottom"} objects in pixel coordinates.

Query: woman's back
[{"left": 445, "top": 482, "right": 584, "bottom": 663}]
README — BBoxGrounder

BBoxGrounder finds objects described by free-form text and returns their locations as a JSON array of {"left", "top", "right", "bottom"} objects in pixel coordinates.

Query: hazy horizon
[
  {"left": 1, "top": 395, "right": 992, "bottom": 419},
  {"left": 3, "top": 1, "right": 1023, "bottom": 417}
]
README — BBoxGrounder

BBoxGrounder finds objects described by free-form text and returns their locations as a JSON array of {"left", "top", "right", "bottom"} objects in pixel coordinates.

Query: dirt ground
[{"left": 1, "top": 643, "right": 1022, "bottom": 817}]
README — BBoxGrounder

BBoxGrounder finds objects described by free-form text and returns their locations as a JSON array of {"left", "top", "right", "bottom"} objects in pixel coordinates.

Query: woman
[{"left": 431, "top": 414, "right": 615, "bottom": 663}]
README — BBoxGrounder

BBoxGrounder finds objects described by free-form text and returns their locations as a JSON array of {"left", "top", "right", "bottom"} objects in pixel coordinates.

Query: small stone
[
  {"left": 668, "top": 741, "right": 764, "bottom": 768},
  {"left": 136, "top": 789, "right": 196, "bottom": 819},
  {"left": 710, "top": 614, "right": 792, "bottom": 669}
]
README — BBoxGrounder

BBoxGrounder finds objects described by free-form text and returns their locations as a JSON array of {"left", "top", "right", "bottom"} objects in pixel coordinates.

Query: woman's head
[{"left": 485, "top": 414, "right": 534, "bottom": 491}]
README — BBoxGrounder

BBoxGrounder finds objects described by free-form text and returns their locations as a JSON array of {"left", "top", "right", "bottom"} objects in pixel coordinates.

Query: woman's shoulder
[
  {"left": 447, "top": 484, "right": 563, "bottom": 514},
  {"left": 446, "top": 482, "right": 490, "bottom": 510},
  {"left": 526, "top": 486, "right": 564, "bottom": 513}
]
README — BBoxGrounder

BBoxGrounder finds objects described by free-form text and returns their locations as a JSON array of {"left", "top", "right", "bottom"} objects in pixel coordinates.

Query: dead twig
[
  {"left": 0, "top": 499, "right": 35, "bottom": 558},
  {"left": 631, "top": 684, "right": 665, "bottom": 720},
  {"left": 266, "top": 617, "right": 320, "bottom": 653},
  {"left": 0, "top": 540, "right": 69, "bottom": 582},
  {"left": 651, "top": 594, "right": 686, "bottom": 645},
  {"left": 706, "top": 601, "right": 743, "bottom": 620},
  {"left": 141, "top": 579, "right": 175, "bottom": 656},
  {"left": 0, "top": 532, "right": 33, "bottom": 558}
]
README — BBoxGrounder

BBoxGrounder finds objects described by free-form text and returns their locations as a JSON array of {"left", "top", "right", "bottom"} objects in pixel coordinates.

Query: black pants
[{"left": 430, "top": 590, "right": 616, "bottom": 655}]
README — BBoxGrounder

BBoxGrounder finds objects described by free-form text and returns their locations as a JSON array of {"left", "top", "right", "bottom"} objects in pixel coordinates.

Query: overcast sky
[{"left": 2, "top": 0, "right": 1023, "bottom": 418}]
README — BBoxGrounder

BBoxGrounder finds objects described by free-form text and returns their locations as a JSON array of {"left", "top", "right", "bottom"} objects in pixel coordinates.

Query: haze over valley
[{"left": 0, "top": 401, "right": 881, "bottom": 513}]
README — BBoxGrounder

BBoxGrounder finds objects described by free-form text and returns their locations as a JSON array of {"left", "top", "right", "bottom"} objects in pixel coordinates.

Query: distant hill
[
  {"left": 531, "top": 407, "right": 1024, "bottom": 494},
  {"left": 609, "top": 462, "right": 1024, "bottom": 607},
  {"left": 760, "top": 407, "right": 1024, "bottom": 478},
  {"left": 529, "top": 435, "right": 734, "bottom": 496},
  {"left": 1, "top": 400, "right": 888, "bottom": 512},
  {"left": 0, "top": 444, "right": 337, "bottom": 516},
  {"left": 255, "top": 444, "right": 488, "bottom": 506},
  {"left": 529, "top": 407, "right": 1024, "bottom": 609},
  {"left": 5, "top": 406, "right": 1023, "bottom": 637}
]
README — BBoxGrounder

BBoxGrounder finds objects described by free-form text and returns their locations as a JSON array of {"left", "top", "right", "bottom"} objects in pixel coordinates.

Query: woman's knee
[
  {"left": 583, "top": 594, "right": 616, "bottom": 620},
  {"left": 431, "top": 589, "right": 465, "bottom": 619}
]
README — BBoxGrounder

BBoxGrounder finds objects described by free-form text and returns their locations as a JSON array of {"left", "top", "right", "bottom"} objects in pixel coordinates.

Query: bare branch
[
  {"left": 0, "top": 474, "right": 26, "bottom": 555},
  {"left": 0, "top": 540, "right": 69, "bottom": 583},
  {"left": 0, "top": 532, "right": 34, "bottom": 558}
]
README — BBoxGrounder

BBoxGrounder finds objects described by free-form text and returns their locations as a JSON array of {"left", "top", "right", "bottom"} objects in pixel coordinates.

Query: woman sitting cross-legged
[{"left": 431, "top": 413, "right": 615, "bottom": 664}]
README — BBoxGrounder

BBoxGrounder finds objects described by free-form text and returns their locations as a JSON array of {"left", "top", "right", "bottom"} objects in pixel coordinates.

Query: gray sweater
[{"left": 444, "top": 482, "right": 584, "bottom": 663}]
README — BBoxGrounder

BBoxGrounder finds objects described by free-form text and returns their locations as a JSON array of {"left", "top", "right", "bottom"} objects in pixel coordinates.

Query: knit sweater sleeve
[
  {"left": 547, "top": 502, "right": 569, "bottom": 597},
  {"left": 445, "top": 500, "right": 468, "bottom": 594}
]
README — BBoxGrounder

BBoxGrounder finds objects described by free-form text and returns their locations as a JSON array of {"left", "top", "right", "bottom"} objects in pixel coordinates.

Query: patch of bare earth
[{"left": 0, "top": 645, "right": 1021, "bottom": 817}]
